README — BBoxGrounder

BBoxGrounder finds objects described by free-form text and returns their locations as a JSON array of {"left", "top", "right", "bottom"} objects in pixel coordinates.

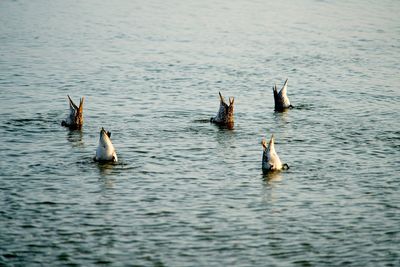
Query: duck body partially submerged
[
  {"left": 61, "top": 95, "right": 84, "bottom": 130},
  {"left": 273, "top": 79, "right": 293, "bottom": 112},
  {"left": 95, "top": 127, "right": 118, "bottom": 163},
  {"left": 210, "top": 92, "right": 234, "bottom": 129},
  {"left": 261, "top": 134, "right": 289, "bottom": 172}
]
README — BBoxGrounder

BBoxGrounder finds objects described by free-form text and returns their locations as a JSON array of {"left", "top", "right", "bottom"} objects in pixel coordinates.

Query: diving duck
[
  {"left": 95, "top": 127, "right": 118, "bottom": 163},
  {"left": 210, "top": 92, "right": 234, "bottom": 129},
  {"left": 261, "top": 134, "right": 289, "bottom": 172},
  {"left": 273, "top": 79, "right": 293, "bottom": 111},
  {"left": 61, "top": 95, "right": 84, "bottom": 130}
]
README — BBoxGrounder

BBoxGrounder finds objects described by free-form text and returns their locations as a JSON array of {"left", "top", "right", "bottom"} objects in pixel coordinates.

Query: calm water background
[{"left": 1, "top": 0, "right": 400, "bottom": 266}]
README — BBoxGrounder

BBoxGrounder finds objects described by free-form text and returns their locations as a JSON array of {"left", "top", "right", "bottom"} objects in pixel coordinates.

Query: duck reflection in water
[
  {"left": 97, "top": 161, "right": 116, "bottom": 177},
  {"left": 273, "top": 108, "right": 290, "bottom": 125},
  {"left": 66, "top": 129, "right": 83, "bottom": 147},
  {"left": 263, "top": 171, "right": 283, "bottom": 183}
]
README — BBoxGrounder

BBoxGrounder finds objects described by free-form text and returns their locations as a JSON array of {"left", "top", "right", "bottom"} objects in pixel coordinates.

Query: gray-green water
[{"left": 1, "top": 0, "right": 399, "bottom": 266}]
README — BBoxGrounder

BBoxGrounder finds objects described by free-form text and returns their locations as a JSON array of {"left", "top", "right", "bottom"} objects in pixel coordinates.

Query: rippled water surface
[{"left": 1, "top": 0, "right": 400, "bottom": 266}]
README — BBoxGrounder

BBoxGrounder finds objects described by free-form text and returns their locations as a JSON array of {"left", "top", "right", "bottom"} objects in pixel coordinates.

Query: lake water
[{"left": 1, "top": 0, "right": 399, "bottom": 266}]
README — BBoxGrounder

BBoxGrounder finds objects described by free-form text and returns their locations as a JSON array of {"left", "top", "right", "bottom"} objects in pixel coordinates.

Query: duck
[
  {"left": 95, "top": 127, "right": 118, "bottom": 163},
  {"left": 261, "top": 134, "right": 289, "bottom": 172},
  {"left": 273, "top": 79, "right": 293, "bottom": 111},
  {"left": 210, "top": 92, "right": 234, "bottom": 129},
  {"left": 61, "top": 95, "right": 84, "bottom": 130}
]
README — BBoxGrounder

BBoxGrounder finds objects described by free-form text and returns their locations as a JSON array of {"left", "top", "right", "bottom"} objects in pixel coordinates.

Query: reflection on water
[
  {"left": 98, "top": 176, "right": 115, "bottom": 189},
  {"left": 262, "top": 171, "right": 283, "bottom": 184},
  {"left": 66, "top": 130, "right": 83, "bottom": 147},
  {"left": 213, "top": 122, "right": 235, "bottom": 131},
  {"left": 273, "top": 109, "right": 290, "bottom": 125},
  {"left": 261, "top": 172, "right": 283, "bottom": 205},
  {"left": 214, "top": 124, "right": 237, "bottom": 145},
  {"left": 96, "top": 162, "right": 116, "bottom": 177}
]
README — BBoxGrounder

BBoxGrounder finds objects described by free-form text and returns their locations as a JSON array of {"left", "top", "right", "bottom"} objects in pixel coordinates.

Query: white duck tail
[
  {"left": 273, "top": 79, "right": 292, "bottom": 111},
  {"left": 262, "top": 134, "right": 288, "bottom": 171},
  {"left": 95, "top": 127, "right": 118, "bottom": 162}
]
